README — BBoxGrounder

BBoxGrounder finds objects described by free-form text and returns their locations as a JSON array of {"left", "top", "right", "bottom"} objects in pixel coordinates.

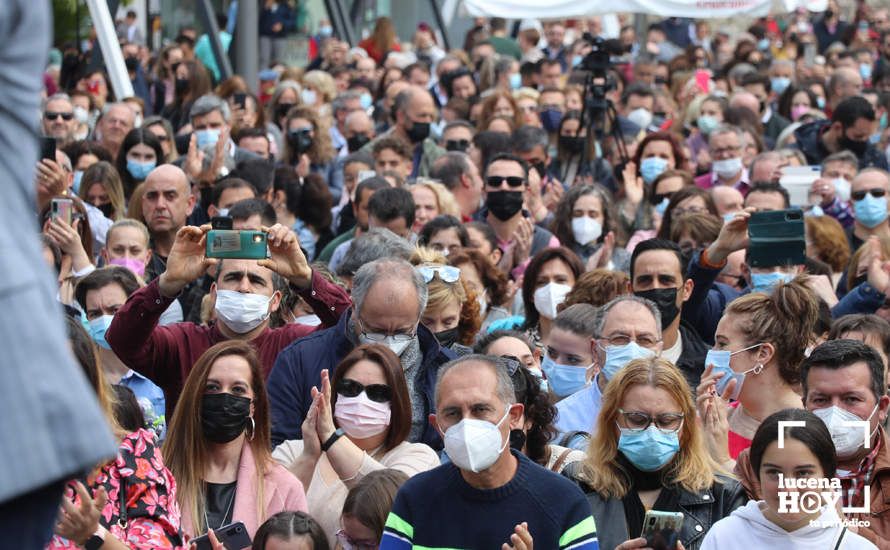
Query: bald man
[
  {"left": 711, "top": 185, "right": 745, "bottom": 216},
  {"left": 141, "top": 165, "right": 196, "bottom": 282},
  {"left": 828, "top": 67, "right": 864, "bottom": 111},
  {"left": 729, "top": 91, "right": 760, "bottom": 118},
  {"left": 363, "top": 84, "right": 445, "bottom": 178}
]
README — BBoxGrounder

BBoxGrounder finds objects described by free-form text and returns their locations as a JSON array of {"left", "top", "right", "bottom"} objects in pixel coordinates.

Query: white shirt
[{"left": 662, "top": 331, "right": 683, "bottom": 365}]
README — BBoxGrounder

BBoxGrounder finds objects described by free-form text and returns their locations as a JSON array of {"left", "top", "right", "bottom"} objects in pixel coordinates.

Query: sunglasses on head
[
  {"left": 416, "top": 264, "right": 461, "bottom": 284},
  {"left": 45, "top": 111, "right": 74, "bottom": 121},
  {"left": 851, "top": 188, "right": 887, "bottom": 201},
  {"left": 486, "top": 175, "right": 525, "bottom": 188},
  {"left": 336, "top": 378, "right": 392, "bottom": 403},
  {"left": 497, "top": 355, "right": 521, "bottom": 376},
  {"left": 651, "top": 191, "right": 675, "bottom": 205}
]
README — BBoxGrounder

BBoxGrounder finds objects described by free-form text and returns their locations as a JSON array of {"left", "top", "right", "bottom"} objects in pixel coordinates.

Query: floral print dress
[{"left": 47, "top": 428, "right": 184, "bottom": 549}]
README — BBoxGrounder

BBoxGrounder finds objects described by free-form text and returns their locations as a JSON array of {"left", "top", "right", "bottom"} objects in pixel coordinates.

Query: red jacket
[{"left": 107, "top": 271, "right": 352, "bottom": 418}]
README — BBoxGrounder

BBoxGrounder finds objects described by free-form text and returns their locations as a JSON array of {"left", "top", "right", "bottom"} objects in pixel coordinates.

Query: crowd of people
[{"left": 17, "top": 0, "right": 890, "bottom": 548}]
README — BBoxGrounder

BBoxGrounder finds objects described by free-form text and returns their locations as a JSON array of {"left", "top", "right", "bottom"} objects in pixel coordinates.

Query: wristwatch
[
  {"left": 321, "top": 428, "right": 346, "bottom": 452},
  {"left": 84, "top": 525, "right": 107, "bottom": 550}
]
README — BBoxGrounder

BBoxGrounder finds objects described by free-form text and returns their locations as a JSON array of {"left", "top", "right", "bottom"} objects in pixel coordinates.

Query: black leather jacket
[{"left": 566, "top": 467, "right": 747, "bottom": 550}]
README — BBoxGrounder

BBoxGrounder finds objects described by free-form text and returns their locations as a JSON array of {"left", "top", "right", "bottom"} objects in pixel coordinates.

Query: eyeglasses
[
  {"left": 416, "top": 264, "right": 461, "bottom": 284},
  {"left": 710, "top": 145, "right": 741, "bottom": 157},
  {"left": 672, "top": 206, "right": 708, "bottom": 217},
  {"left": 851, "top": 188, "right": 887, "bottom": 201},
  {"left": 486, "top": 175, "right": 525, "bottom": 188},
  {"left": 599, "top": 333, "right": 661, "bottom": 348},
  {"left": 617, "top": 408, "right": 684, "bottom": 434},
  {"left": 336, "top": 378, "right": 392, "bottom": 403},
  {"left": 45, "top": 111, "right": 74, "bottom": 121},
  {"left": 336, "top": 530, "right": 377, "bottom": 550},
  {"left": 356, "top": 318, "right": 416, "bottom": 344}
]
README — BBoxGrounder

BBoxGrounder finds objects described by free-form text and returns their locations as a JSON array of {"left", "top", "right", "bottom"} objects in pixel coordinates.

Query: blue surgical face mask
[
  {"left": 359, "top": 92, "right": 373, "bottom": 110},
  {"left": 655, "top": 197, "right": 670, "bottom": 216},
  {"left": 618, "top": 425, "right": 680, "bottom": 471},
  {"left": 705, "top": 344, "right": 763, "bottom": 400},
  {"left": 126, "top": 158, "right": 156, "bottom": 181},
  {"left": 757, "top": 38, "right": 770, "bottom": 51},
  {"left": 572, "top": 55, "right": 583, "bottom": 68},
  {"left": 770, "top": 76, "right": 791, "bottom": 95},
  {"left": 750, "top": 271, "right": 795, "bottom": 293},
  {"left": 861, "top": 63, "right": 873, "bottom": 81},
  {"left": 88, "top": 314, "right": 114, "bottom": 350},
  {"left": 640, "top": 157, "right": 669, "bottom": 185},
  {"left": 196, "top": 128, "right": 221, "bottom": 148},
  {"left": 854, "top": 192, "right": 889, "bottom": 228},
  {"left": 541, "top": 355, "right": 592, "bottom": 398},
  {"left": 72, "top": 170, "right": 84, "bottom": 194},
  {"left": 697, "top": 115, "right": 719, "bottom": 135},
  {"left": 601, "top": 342, "right": 657, "bottom": 381},
  {"left": 817, "top": 96, "right": 826, "bottom": 110},
  {"left": 509, "top": 73, "right": 522, "bottom": 90}
]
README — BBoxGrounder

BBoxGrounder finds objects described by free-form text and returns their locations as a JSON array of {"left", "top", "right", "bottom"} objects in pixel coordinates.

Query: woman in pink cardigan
[{"left": 163, "top": 341, "right": 307, "bottom": 542}]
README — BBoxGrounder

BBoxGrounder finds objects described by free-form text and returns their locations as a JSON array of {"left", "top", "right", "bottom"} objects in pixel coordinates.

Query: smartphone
[
  {"left": 357, "top": 170, "right": 376, "bottom": 183},
  {"left": 747, "top": 208, "right": 806, "bottom": 268},
  {"left": 51, "top": 197, "right": 74, "bottom": 225},
  {"left": 641, "top": 510, "right": 684, "bottom": 550},
  {"left": 211, "top": 216, "right": 234, "bottom": 230},
  {"left": 40, "top": 136, "right": 56, "bottom": 161},
  {"left": 191, "top": 521, "right": 251, "bottom": 550},
  {"left": 694, "top": 69, "right": 710, "bottom": 93},
  {"left": 233, "top": 92, "right": 247, "bottom": 109},
  {"left": 778, "top": 165, "right": 821, "bottom": 206},
  {"left": 206, "top": 229, "right": 268, "bottom": 259}
]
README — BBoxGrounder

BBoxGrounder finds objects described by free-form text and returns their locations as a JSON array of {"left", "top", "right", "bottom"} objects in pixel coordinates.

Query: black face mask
[
  {"left": 276, "top": 103, "right": 296, "bottom": 123},
  {"left": 634, "top": 287, "right": 680, "bottom": 327},
  {"left": 434, "top": 327, "right": 459, "bottom": 348},
  {"left": 98, "top": 202, "right": 115, "bottom": 219},
  {"left": 559, "top": 135, "right": 585, "bottom": 155},
  {"left": 287, "top": 129, "right": 314, "bottom": 155},
  {"left": 532, "top": 161, "right": 548, "bottom": 179},
  {"left": 839, "top": 133, "right": 869, "bottom": 156},
  {"left": 509, "top": 428, "right": 526, "bottom": 451},
  {"left": 347, "top": 134, "right": 370, "bottom": 153},
  {"left": 406, "top": 120, "right": 431, "bottom": 143},
  {"left": 201, "top": 393, "right": 251, "bottom": 444},
  {"left": 486, "top": 190, "right": 524, "bottom": 221},
  {"left": 124, "top": 56, "right": 139, "bottom": 72},
  {"left": 174, "top": 78, "right": 190, "bottom": 95}
]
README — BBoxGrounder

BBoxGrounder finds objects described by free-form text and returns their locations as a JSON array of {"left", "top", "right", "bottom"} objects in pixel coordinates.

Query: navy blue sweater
[{"left": 381, "top": 450, "right": 599, "bottom": 549}]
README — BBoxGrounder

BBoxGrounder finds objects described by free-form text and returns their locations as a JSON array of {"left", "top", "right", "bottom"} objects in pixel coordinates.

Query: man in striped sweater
[{"left": 381, "top": 354, "right": 599, "bottom": 550}]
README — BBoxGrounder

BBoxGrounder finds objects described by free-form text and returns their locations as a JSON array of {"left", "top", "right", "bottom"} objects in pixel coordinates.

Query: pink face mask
[
  {"left": 334, "top": 392, "right": 392, "bottom": 439},
  {"left": 109, "top": 256, "right": 146, "bottom": 277},
  {"left": 791, "top": 105, "right": 810, "bottom": 121}
]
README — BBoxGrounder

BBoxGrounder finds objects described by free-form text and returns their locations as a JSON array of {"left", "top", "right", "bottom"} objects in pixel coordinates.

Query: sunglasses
[
  {"left": 497, "top": 354, "right": 521, "bottom": 375},
  {"left": 486, "top": 175, "right": 525, "bottom": 188},
  {"left": 416, "top": 264, "right": 461, "bottom": 284},
  {"left": 45, "top": 111, "right": 74, "bottom": 121},
  {"left": 336, "top": 378, "right": 392, "bottom": 403},
  {"left": 445, "top": 139, "right": 470, "bottom": 152},
  {"left": 651, "top": 191, "right": 675, "bottom": 205},
  {"left": 851, "top": 188, "right": 887, "bottom": 201}
]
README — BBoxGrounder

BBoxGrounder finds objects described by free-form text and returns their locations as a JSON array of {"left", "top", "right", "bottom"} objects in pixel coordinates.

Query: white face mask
[
  {"left": 712, "top": 156, "right": 743, "bottom": 178},
  {"left": 442, "top": 406, "right": 510, "bottom": 473},
  {"left": 214, "top": 289, "right": 272, "bottom": 333},
  {"left": 301, "top": 88, "right": 317, "bottom": 106},
  {"left": 533, "top": 282, "right": 572, "bottom": 320},
  {"left": 571, "top": 216, "right": 603, "bottom": 246},
  {"left": 627, "top": 108, "right": 653, "bottom": 129},
  {"left": 359, "top": 333, "right": 414, "bottom": 356},
  {"left": 812, "top": 404, "right": 878, "bottom": 458}
]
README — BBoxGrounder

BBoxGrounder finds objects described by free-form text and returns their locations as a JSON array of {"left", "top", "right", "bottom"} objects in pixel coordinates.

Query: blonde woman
[
  {"left": 163, "top": 340, "right": 307, "bottom": 541},
  {"left": 48, "top": 316, "right": 182, "bottom": 549},
  {"left": 301, "top": 70, "right": 337, "bottom": 117},
  {"left": 569, "top": 358, "right": 745, "bottom": 550},
  {"left": 411, "top": 248, "right": 481, "bottom": 351},
  {"left": 408, "top": 179, "right": 460, "bottom": 234}
]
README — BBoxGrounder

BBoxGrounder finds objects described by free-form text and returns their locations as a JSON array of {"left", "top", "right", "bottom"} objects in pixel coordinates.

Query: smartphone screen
[{"left": 40, "top": 136, "right": 56, "bottom": 161}]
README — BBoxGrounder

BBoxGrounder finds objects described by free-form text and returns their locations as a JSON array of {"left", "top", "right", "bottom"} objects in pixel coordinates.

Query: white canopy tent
[{"left": 445, "top": 0, "right": 827, "bottom": 21}]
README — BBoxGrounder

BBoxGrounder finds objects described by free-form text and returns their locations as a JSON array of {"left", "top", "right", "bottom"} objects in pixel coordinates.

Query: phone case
[
  {"left": 192, "top": 522, "right": 252, "bottom": 550},
  {"left": 747, "top": 208, "right": 806, "bottom": 268},
  {"left": 206, "top": 230, "right": 268, "bottom": 259},
  {"left": 641, "top": 511, "right": 684, "bottom": 550}
]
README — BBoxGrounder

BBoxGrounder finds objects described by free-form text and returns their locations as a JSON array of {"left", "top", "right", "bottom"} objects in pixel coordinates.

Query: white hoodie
[{"left": 701, "top": 500, "right": 876, "bottom": 549}]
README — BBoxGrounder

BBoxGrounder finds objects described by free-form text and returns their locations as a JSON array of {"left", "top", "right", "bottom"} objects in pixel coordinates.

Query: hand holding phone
[
  {"left": 641, "top": 510, "right": 684, "bottom": 550},
  {"left": 191, "top": 522, "right": 251, "bottom": 550}
]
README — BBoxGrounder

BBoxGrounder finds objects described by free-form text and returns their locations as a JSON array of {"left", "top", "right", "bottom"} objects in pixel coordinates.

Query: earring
[
  {"left": 752, "top": 363, "right": 764, "bottom": 375},
  {"left": 247, "top": 416, "right": 255, "bottom": 441}
]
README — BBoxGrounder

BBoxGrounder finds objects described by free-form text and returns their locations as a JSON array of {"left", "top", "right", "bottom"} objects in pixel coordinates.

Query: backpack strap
[
  {"left": 834, "top": 527, "right": 847, "bottom": 550},
  {"left": 550, "top": 448, "right": 573, "bottom": 473}
]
